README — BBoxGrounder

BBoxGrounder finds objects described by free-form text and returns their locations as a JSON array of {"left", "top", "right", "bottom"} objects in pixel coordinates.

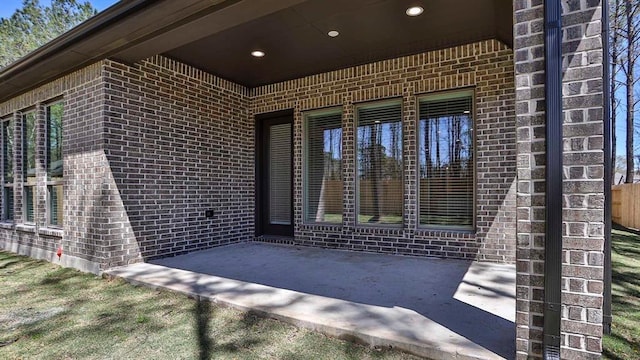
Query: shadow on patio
[{"left": 107, "top": 243, "right": 515, "bottom": 360}]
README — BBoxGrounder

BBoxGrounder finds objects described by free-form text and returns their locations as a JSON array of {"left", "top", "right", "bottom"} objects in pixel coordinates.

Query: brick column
[
  {"left": 514, "top": 0, "right": 546, "bottom": 356},
  {"left": 560, "top": 0, "right": 605, "bottom": 357},
  {"left": 402, "top": 87, "right": 417, "bottom": 233},
  {"left": 341, "top": 97, "right": 356, "bottom": 230},
  {"left": 293, "top": 103, "right": 303, "bottom": 234},
  {"left": 514, "top": 0, "right": 606, "bottom": 358}
]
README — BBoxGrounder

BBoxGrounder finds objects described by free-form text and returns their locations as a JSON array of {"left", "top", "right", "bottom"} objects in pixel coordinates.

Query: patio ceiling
[
  {"left": 160, "top": 0, "right": 514, "bottom": 87},
  {"left": 0, "top": 0, "right": 512, "bottom": 103}
]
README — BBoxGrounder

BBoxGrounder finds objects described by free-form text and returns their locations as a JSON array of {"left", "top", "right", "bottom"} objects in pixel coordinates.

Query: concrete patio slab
[{"left": 106, "top": 243, "right": 515, "bottom": 359}]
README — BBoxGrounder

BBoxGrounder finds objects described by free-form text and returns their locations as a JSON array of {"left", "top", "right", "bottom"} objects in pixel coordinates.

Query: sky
[{"left": 0, "top": 0, "right": 119, "bottom": 19}]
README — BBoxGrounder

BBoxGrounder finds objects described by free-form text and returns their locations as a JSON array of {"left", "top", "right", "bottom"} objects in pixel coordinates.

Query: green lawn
[
  {"left": 357, "top": 215, "right": 402, "bottom": 225},
  {"left": 0, "top": 251, "right": 419, "bottom": 360},
  {"left": 5, "top": 227, "right": 637, "bottom": 359},
  {"left": 603, "top": 226, "right": 640, "bottom": 360}
]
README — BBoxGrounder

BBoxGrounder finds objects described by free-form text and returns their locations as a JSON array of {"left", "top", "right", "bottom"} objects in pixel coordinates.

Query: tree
[
  {"left": 610, "top": 0, "right": 624, "bottom": 177},
  {"left": 620, "top": 0, "right": 640, "bottom": 183},
  {"left": 0, "top": 0, "right": 96, "bottom": 69},
  {"left": 614, "top": 155, "right": 627, "bottom": 184},
  {"left": 368, "top": 123, "right": 381, "bottom": 222}
]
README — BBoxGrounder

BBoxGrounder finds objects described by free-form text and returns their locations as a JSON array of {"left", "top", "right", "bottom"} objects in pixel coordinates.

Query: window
[
  {"left": 304, "top": 109, "right": 343, "bottom": 224},
  {"left": 47, "top": 102, "right": 63, "bottom": 227},
  {"left": 356, "top": 100, "right": 403, "bottom": 226},
  {"left": 418, "top": 90, "right": 474, "bottom": 229},
  {"left": 2, "top": 118, "right": 13, "bottom": 221},
  {"left": 23, "top": 111, "right": 36, "bottom": 224}
]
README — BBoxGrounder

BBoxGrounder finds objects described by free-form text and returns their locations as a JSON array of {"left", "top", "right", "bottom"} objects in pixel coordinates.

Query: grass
[
  {"left": 603, "top": 225, "right": 640, "bottom": 360},
  {"left": 0, "top": 251, "right": 419, "bottom": 360},
  {"left": 7, "top": 227, "right": 636, "bottom": 359}
]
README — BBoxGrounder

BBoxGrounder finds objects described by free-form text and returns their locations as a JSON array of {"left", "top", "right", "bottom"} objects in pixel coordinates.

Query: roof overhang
[{"left": 0, "top": 0, "right": 513, "bottom": 102}]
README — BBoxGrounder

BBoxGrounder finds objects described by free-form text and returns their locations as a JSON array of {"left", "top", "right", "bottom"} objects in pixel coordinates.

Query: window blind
[
  {"left": 3, "top": 187, "right": 13, "bottom": 221},
  {"left": 269, "top": 123, "right": 291, "bottom": 225},
  {"left": 24, "top": 185, "right": 34, "bottom": 223},
  {"left": 356, "top": 101, "right": 403, "bottom": 225},
  {"left": 2, "top": 119, "right": 13, "bottom": 221},
  {"left": 304, "top": 110, "right": 342, "bottom": 223},
  {"left": 49, "top": 185, "right": 63, "bottom": 226},
  {"left": 418, "top": 92, "right": 474, "bottom": 229}
]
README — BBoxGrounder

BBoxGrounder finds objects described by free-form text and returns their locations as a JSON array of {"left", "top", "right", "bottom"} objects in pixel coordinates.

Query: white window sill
[
  {"left": 39, "top": 227, "right": 63, "bottom": 238},
  {"left": 15, "top": 224, "right": 36, "bottom": 233},
  {"left": 0, "top": 221, "right": 15, "bottom": 230}
]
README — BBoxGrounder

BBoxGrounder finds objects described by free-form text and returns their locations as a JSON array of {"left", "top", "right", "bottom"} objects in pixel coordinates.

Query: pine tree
[{"left": 0, "top": 0, "right": 96, "bottom": 69}]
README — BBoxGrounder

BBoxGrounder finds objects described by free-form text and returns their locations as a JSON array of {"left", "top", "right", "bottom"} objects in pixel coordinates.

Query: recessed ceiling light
[
  {"left": 328, "top": 30, "right": 340, "bottom": 38},
  {"left": 406, "top": 6, "right": 424, "bottom": 16},
  {"left": 251, "top": 50, "right": 265, "bottom": 57}
]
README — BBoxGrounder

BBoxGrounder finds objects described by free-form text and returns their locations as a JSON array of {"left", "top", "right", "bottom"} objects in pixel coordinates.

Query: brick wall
[
  {"left": 1, "top": 40, "right": 517, "bottom": 270},
  {"left": 561, "top": 0, "right": 606, "bottom": 357},
  {"left": 253, "top": 39, "right": 517, "bottom": 262},
  {"left": 100, "top": 56, "right": 253, "bottom": 265},
  {"left": 1, "top": 56, "right": 255, "bottom": 270},
  {"left": 514, "top": 0, "right": 546, "bottom": 356},
  {"left": 514, "top": 0, "right": 606, "bottom": 358},
  {"left": 0, "top": 62, "right": 106, "bottom": 273}
]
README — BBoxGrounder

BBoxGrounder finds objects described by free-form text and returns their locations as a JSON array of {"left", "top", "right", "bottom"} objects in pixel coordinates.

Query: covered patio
[
  {"left": 97, "top": 3, "right": 517, "bottom": 356},
  {"left": 0, "top": 0, "right": 611, "bottom": 358},
  {"left": 107, "top": 243, "right": 516, "bottom": 359}
]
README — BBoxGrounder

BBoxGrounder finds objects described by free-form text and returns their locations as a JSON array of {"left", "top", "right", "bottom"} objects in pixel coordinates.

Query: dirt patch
[{"left": 0, "top": 306, "right": 66, "bottom": 331}]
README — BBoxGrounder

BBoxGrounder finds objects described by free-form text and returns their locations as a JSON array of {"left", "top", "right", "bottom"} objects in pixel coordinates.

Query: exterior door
[{"left": 257, "top": 113, "right": 293, "bottom": 237}]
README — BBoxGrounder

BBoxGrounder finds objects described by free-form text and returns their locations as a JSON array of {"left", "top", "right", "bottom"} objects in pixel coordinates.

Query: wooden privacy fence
[
  {"left": 612, "top": 183, "right": 640, "bottom": 229},
  {"left": 312, "top": 177, "right": 473, "bottom": 217},
  {"left": 318, "top": 179, "right": 403, "bottom": 215}
]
